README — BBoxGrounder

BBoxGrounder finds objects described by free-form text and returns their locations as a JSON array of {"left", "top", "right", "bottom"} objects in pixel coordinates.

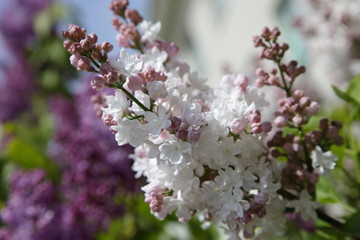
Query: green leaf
[
  {"left": 5, "top": 138, "right": 60, "bottom": 181},
  {"left": 341, "top": 211, "right": 360, "bottom": 237},
  {"left": 316, "top": 176, "right": 341, "bottom": 204},
  {"left": 347, "top": 75, "right": 360, "bottom": 104},
  {"left": 332, "top": 85, "right": 360, "bottom": 108}
]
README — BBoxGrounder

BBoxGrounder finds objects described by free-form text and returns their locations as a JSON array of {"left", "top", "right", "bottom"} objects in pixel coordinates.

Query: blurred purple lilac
[
  {"left": 49, "top": 81, "right": 136, "bottom": 237},
  {"left": 0, "top": 57, "right": 34, "bottom": 122},
  {"left": 0, "top": 0, "right": 51, "bottom": 53},
  {"left": 0, "top": 169, "right": 62, "bottom": 240}
]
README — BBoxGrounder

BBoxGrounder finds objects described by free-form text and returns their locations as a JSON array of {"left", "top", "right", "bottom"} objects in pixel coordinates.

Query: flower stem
[
  {"left": 118, "top": 85, "right": 151, "bottom": 112},
  {"left": 276, "top": 60, "right": 291, "bottom": 97}
]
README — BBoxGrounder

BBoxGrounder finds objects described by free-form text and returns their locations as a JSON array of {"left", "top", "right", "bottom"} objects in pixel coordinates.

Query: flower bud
[
  {"left": 274, "top": 115, "right": 287, "bottom": 128},
  {"left": 128, "top": 75, "right": 144, "bottom": 91},
  {"left": 101, "top": 42, "right": 114, "bottom": 53}
]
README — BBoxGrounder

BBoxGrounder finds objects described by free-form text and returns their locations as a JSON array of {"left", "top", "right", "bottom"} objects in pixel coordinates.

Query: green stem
[
  {"left": 276, "top": 60, "right": 291, "bottom": 97},
  {"left": 133, "top": 39, "right": 144, "bottom": 54},
  {"left": 118, "top": 85, "right": 151, "bottom": 112}
]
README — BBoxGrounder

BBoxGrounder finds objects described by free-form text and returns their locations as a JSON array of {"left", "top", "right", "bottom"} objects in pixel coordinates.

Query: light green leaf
[
  {"left": 316, "top": 176, "right": 341, "bottom": 204},
  {"left": 347, "top": 74, "right": 360, "bottom": 104},
  {"left": 5, "top": 138, "right": 59, "bottom": 181},
  {"left": 332, "top": 85, "right": 360, "bottom": 108}
]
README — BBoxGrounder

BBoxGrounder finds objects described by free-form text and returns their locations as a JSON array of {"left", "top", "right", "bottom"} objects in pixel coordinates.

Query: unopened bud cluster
[{"left": 254, "top": 26, "right": 343, "bottom": 223}]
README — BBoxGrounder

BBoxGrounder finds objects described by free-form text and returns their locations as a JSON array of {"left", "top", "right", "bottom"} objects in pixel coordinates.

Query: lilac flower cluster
[
  {"left": 0, "top": 0, "right": 51, "bottom": 53},
  {"left": 0, "top": 169, "right": 62, "bottom": 240},
  {"left": 0, "top": 82, "right": 136, "bottom": 240},
  {"left": 0, "top": 0, "right": 51, "bottom": 122},
  {"left": 63, "top": 3, "right": 284, "bottom": 239},
  {"left": 254, "top": 27, "right": 343, "bottom": 222},
  {"left": 0, "top": 57, "right": 34, "bottom": 122},
  {"left": 62, "top": 2, "right": 345, "bottom": 239},
  {"left": 49, "top": 83, "right": 136, "bottom": 238}
]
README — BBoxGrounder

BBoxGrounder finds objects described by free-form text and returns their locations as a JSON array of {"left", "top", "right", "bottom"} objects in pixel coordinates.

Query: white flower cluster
[{"left": 101, "top": 21, "right": 286, "bottom": 239}]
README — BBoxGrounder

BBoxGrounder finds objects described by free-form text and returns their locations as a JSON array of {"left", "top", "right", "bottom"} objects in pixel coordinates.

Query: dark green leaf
[{"left": 341, "top": 211, "right": 360, "bottom": 237}]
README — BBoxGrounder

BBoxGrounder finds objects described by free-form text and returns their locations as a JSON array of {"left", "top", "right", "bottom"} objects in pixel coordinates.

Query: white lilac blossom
[
  {"left": 287, "top": 190, "right": 321, "bottom": 221},
  {"left": 109, "top": 48, "right": 143, "bottom": 77},
  {"left": 311, "top": 146, "right": 338, "bottom": 174},
  {"left": 140, "top": 20, "right": 161, "bottom": 43},
  {"left": 63, "top": 9, "right": 344, "bottom": 239},
  {"left": 101, "top": 45, "right": 284, "bottom": 238}
]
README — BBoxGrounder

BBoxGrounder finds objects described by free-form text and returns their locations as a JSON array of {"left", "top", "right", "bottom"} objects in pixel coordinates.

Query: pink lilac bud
[
  {"left": 234, "top": 74, "right": 249, "bottom": 91},
  {"left": 117, "top": 24, "right": 140, "bottom": 48},
  {"left": 176, "top": 129, "right": 188, "bottom": 141},
  {"left": 274, "top": 115, "right": 287, "bottom": 128},
  {"left": 168, "top": 116, "right": 182, "bottom": 132},
  {"left": 319, "top": 118, "right": 329, "bottom": 131},
  {"left": 292, "top": 89, "right": 304, "bottom": 99},
  {"left": 90, "top": 75, "right": 105, "bottom": 91},
  {"left": 331, "top": 120, "right": 342, "bottom": 129},
  {"left": 269, "top": 27, "right": 280, "bottom": 41},
  {"left": 261, "top": 121, "right": 272, "bottom": 133},
  {"left": 80, "top": 38, "right": 93, "bottom": 51},
  {"left": 116, "top": 33, "right": 131, "bottom": 48},
  {"left": 251, "top": 122, "right": 262, "bottom": 134},
  {"left": 70, "top": 55, "right": 90, "bottom": 71},
  {"left": 256, "top": 68, "right": 266, "bottom": 76},
  {"left": 87, "top": 33, "right": 98, "bottom": 44},
  {"left": 261, "top": 27, "right": 271, "bottom": 40},
  {"left": 125, "top": 8, "right": 143, "bottom": 25},
  {"left": 327, "top": 126, "right": 339, "bottom": 138},
  {"left": 70, "top": 54, "right": 81, "bottom": 68},
  {"left": 101, "top": 42, "right": 113, "bottom": 53},
  {"left": 255, "top": 78, "right": 265, "bottom": 88},
  {"left": 283, "top": 143, "right": 293, "bottom": 154},
  {"left": 67, "top": 43, "right": 80, "bottom": 55},
  {"left": 110, "top": 0, "right": 129, "bottom": 16},
  {"left": 187, "top": 128, "right": 201, "bottom": 143},
  {"left": 292, "top": 114, "right": 303, "bottom": 127},
  {"left": 253, "top": 36, "right": 264, "bottom": 47},
  {"left": 154, "top": 71, "right": 167, "bottom": 81},
  {"left": 68, "top": 24, "right": 87, "bottom": 41},
  {"left": 128, "top": 75, "right": 144, "bottom": 91},
  {"left": 63, "top": 40, "right": 72, "bottom": 50},
  {"left": 145, "top": 186, "right": 165, "bottom": 213},
  {"left": 112, "top": 18, "right": 122, "bottom": 29},
  {"left": 229, "top": 118, "right": 246, "bottom": 134},
  {"left": 102, "top": 114, "right": 116, "bottom": 127},
  {"left": 141, "top": 66, "right": 156, "bottom": 82},
  {"left": 305, "top": 101, "right": 320, "bottom": 115},
  {"left": 237, "top": 211, "right": 252, "bottom": 224},
  {"left": 248, "top": 110, "right": 261, "bottom": 123},
  {"left": 299, "top": 96, "right": 311, "bottom": 108}
]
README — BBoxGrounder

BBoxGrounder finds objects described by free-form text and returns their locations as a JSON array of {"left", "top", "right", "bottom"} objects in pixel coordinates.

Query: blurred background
[{"left": 0, "top": 0, "right": 359, "bottom": 239}]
